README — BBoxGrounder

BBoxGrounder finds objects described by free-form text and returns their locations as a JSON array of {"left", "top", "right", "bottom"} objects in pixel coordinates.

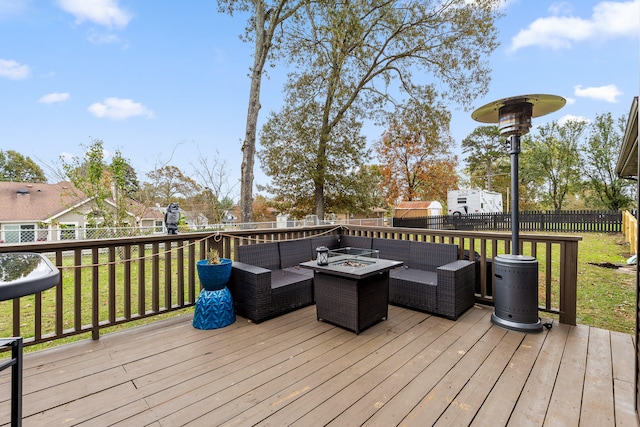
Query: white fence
[{"left": 1, "top": 217, "right": 389, "bottom": 244}]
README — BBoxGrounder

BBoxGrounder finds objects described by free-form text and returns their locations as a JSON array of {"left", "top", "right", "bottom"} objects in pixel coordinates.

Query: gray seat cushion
[
  {"left": 237, "top": 242, "right": 280, "bottom": 270},
  {"left": 390, "top": 268, "right": 437, "bottom": 285}
]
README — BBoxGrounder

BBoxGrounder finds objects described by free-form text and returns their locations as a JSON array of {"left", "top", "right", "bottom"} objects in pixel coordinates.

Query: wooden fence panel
[
  {"left": 623, "top": 211, "right": 637, "bottom": 255},
  {"left": 393, "top": 210, "right": 623, "bottom": 233}
]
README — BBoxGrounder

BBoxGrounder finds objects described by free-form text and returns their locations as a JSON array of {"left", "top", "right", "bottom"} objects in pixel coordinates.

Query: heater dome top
[
  {"left": 472, "top": 94, "right": 566, "bottom": 137},
  {"left": 471, "top": 94, "right": 567, "bottom": 123},
  {"left": 471, "top": 94, "right": 566, "bottom": 124}
]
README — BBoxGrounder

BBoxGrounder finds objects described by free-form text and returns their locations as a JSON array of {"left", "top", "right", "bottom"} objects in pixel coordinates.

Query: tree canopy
[
  {"left": 61, "top": 139, "right": 139, "bottom": 226},
  {"left": 461, "top": 126, "right": 506, "bottom": 191},
  {"left": 521, "top": 120, "right": 586, "bottom": 210},
  {"left": 189, "top": 149, "right": 238, "bottom": 224},
  {"left": 258, "top": 100, "right": 372, "bottom": 218},
  {"left": 581, "top": 112, "right": 635, "bottom": 210},
  {"left": 142, "top": 165, "right": 201, "bottom": 207},
  {"left": 262, "top": 0, "right": 501, "bottom": 218},
  {"left": 375, "top": 97, "right": 458, "bottom": 206},
  {"left": 0, "top": 150, "right": 47, "bottom": 183}
]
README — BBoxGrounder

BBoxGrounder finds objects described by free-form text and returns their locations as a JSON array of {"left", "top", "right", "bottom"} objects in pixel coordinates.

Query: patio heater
[{"left": 472, "top": 94, "right": 565, "bottom": 333}]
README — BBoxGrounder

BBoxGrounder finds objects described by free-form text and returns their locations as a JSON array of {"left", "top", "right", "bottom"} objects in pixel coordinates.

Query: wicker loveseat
[
  {"left": 371, "top": 238, "right": 475, "bottom": 320},
  {"left": 228, "top": 241, "right": 315, "bottom": 323}
]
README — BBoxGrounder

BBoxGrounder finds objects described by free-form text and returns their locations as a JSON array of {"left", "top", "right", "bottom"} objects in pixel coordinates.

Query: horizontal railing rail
[{"left": 0, "top": 224, "right": 580, "bottom": 348}]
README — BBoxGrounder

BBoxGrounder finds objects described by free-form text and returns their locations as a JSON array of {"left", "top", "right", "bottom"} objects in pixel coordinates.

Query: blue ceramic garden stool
[{"left": 192, "top": 287, "right": 236, "bottom": 329}]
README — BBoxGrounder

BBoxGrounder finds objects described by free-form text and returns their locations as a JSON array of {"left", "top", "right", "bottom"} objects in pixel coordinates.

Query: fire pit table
[{"left": 300, "top": 249, "right": 402, "bottom": 334}]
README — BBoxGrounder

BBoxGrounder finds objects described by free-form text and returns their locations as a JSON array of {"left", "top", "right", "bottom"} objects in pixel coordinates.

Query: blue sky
[{"left": 1, "top": 0, "right": 638, "bottom": 199}]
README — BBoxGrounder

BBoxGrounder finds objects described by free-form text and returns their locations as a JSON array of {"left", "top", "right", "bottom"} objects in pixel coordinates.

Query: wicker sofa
[{"left": 229, "top": 234, "right": 475, "bottom": 323}]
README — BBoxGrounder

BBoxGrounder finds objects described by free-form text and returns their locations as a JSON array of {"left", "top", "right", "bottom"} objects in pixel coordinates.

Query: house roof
[
  {"left": 395, "top": 201, "right": 435, "bottom": 210},
  {"left": 0, "top": 181, "right": 87, "bottom": 222},
  {"left": 616, "top": 96, "right": 638, "bottom": 178},
  {"left": 0, "top": 181, "right": 162, "bottom": 223}
]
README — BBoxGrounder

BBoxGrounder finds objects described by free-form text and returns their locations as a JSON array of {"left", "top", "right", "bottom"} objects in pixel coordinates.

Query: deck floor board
[{"left": 0, "top": 303, "right": 637, "bottom": 426}]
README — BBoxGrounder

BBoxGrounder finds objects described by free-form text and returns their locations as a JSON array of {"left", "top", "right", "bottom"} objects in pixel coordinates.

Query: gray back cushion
[
  {"left": 237, "top": 242, "right": 280, "bottom": 270},
  {"left": 279, "top": 239, "right": 313, "bottom": 268},
  {"left": 372, "top": 238, "right": 410, "bottom": 263},
  {"left": 339, "top": 235, "right": 372, "bottom": 250},
  {"left": 409, "top": 241, "right": 458, "bottom": 271},
  {"left": 310, "top": 234, "right": 340, "bottom": 251}
]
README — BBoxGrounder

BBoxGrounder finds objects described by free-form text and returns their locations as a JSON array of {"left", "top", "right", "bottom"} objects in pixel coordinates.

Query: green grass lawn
[{"left": 574, "top": 232, "right": 635, "bottom": 334}]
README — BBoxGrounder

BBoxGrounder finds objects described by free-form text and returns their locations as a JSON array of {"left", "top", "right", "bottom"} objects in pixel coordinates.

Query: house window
[
  {"left": 20, "top": 225, "right": 35, "bottom": 242},
  {"left": 2, "top": 224, "right": 35, "bottom": 243},
  {"left": 3, "top": 225, "right": 19, "bottom": 243},
  {"left": 154, "top": 220, "right": 164, "bottom": 233}
]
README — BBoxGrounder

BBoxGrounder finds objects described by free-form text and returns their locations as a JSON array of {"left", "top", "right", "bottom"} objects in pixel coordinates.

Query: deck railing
[{"left": 0, "top": 224, "right": 580, "bottom": 347}]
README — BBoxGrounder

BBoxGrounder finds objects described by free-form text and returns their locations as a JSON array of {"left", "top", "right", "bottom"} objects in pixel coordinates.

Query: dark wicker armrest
[
  {"left": 435, "top": 260, "right": 475, "bottom": 320},
  {"left": 228, "top": 261, "right": 272, "bottom": 322}
]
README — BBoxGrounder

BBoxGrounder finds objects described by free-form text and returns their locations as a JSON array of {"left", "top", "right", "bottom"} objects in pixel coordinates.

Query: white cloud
[
  {"left": 38, "top": 92, "right": 71, "bottom": 104},
  {"left": 87, "top": 32, "right": 121, "bottom": 45},
  {"left": 88, "top": 97, "right": 155, "bottom": 120},
  {"left": 57, "top": 0, "right": 132, "bottom": 28},
  {"left": 565, "top": 97, "right": 576, "bottom": 105},
  {"left": 548, "top": 2, "right": 574, "bottom": 16},
  {"left": 510, "top": 0, "right": 640, "bottom": 51},
  {"left": 558, "top": 114, "right": 590, "bottom": 125},
  {"left": 0, "top": 58, "right": 29, "bottom": 79},
  {"left": 574, "top": 84, "right": 622, "bottom": 103},
  {"left": 0, "top": 0, "right": 30, "bottom": 16}
]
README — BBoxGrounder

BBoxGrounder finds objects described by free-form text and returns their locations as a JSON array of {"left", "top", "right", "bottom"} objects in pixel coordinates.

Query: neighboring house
[
  {"left": 0, "top": 181, "right": 164, "bottom": 243},
  {"left": 181, "top": 210, "right": 209, "bottom": 230}
]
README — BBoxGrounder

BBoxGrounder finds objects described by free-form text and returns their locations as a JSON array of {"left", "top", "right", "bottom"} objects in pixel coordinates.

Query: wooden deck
[{"left": 1, "top": 304, "right": 637, "bottom": 426}]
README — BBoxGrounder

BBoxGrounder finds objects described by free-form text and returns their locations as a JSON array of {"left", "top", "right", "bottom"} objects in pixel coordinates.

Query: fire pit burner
[{"left": 332, "top": 260, "right": 369, "bottom": 268}]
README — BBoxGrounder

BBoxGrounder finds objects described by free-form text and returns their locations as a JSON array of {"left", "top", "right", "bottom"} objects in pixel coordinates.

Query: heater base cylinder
[{"left": 492, "top": 254, "right": 543, "bottom": 333}]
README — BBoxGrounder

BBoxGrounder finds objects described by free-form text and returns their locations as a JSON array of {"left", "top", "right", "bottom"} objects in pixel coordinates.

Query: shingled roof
[
  {"left": 395, "top": 201, "right": 435, "bottom": 210},
  {"left": 0, "top": 181, "right": 87, "bottom": 222},
  {"left": 0, "top": 181, "right": 162, "bottom": 223}
]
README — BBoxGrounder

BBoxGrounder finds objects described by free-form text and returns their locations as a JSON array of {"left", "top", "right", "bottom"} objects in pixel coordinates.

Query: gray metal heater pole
[{"left": 509, "top": 134, "right": 520, "bottom": 255}]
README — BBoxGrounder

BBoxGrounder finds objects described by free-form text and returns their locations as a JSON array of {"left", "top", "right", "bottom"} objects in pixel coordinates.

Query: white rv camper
[{"left": 447, "top": 189, "right": 503, "bottom": 215}]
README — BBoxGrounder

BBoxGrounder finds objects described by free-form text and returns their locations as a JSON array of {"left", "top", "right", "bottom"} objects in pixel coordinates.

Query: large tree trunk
[
  {"left": 314, "top": 132, "right": 327, "bottom": 220},
  {"left": 240, "top": 67, "right": 262, "bottom": 225},
  {"left": 239, "top": 1, "right": 302, "bottom": 225},
  {"left": 240, "top": 3, "right": 267, "bottom": 225}
]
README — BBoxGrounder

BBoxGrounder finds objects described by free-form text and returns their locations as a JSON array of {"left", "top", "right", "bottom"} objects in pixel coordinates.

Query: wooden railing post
[{"left": 559, "top": 240, "right": 579, "bottom": 325}]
